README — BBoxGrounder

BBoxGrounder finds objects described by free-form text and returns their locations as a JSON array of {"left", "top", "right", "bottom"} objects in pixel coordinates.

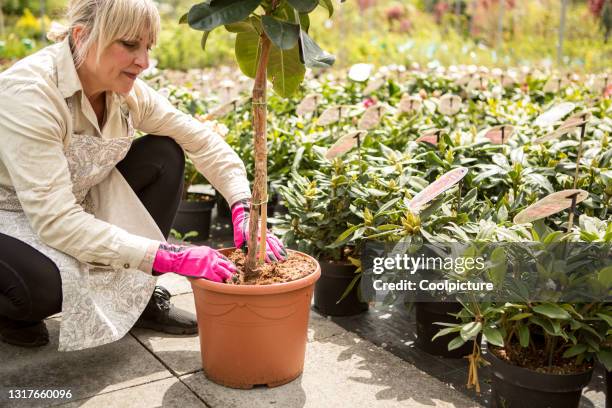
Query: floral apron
[{"left": 0, "top": 98, "right": 164, "bottom": 351}]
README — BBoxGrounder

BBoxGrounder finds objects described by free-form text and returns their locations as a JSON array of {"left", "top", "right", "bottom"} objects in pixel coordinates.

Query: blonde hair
[{"left": 48, "top": 0, "right": 161, "bottom": 67}]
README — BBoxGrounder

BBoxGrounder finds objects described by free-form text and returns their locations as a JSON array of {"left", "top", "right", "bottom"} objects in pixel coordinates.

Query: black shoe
[
  {"left": 134, "top": 286, "right": 198, "bottom": 335},
  {"left": 0, "top": 316, "right": 49, "bottom": 347}
]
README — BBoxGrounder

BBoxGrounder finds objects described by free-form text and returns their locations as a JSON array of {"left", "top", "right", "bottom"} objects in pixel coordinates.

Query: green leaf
[
  {"left": 597, "top": 349, "right": 612, "bottom": 371},
  {"left": 300, "top": 30, "right": 335, "bottom": 68},
  {"left": 563, "top": 344, "right": 587, "bottom": 358},
  {"left": 262, "top": 16, "right": 300, "bottom": 50},
  {"left": 448, "top": 335, "right": 466, "bottom": 351},
  {"left": 484, "top": 326, "right": 504, "bottom": 347},
  {"left": 598, "top": 266, "right": 612, "bottom": 288},
  {"left": 337, "top": 273, "right": 361, "bottom": 303},
  {"left": 460, "top": 321, "right": 482, "bottom": 341},
  {"left": 200, "top": 31, "right": 210, "bottom": 51},
  {"left": 235, "top": 29, "right": 261, "bottom": 78},
  {"left": 509, "top": 313, "right": 533, "bottom": 321},
  {"left": 299, "top": 12, "right": 310, "bottom": 32},
  {"left": 432, "top": 326, "right": 461, "bottom": 341},
  {"left": 518, "top": 324, "right": 530, "bottom": 347},
  {"left": 318, "top": 0, "right": 334, "bottom": 17},
  {"left": 533, "top": 303, "right": 571, "bottom": 320},
  {"left": 268, "top": 40, "right": 306, "bottom": 97},
  {"left": 597, "top": 313, "right": 612, "bottom": 327},
  {"left": 287, "top": 0, "right": 318, "bottom": 13},
  {"left": 188, "top": 0, "right": 262, "bottom": 32},
  {"left": 225, "top": 19, "right": 256, "bottom": 33}
]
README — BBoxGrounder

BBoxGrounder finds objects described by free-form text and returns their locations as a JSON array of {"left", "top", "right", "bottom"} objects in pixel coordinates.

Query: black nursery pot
[
  {"left": 415, "top": 301, "right": 476, "bottom": 358},
  {"left": 172, "top": 197, "right": 215, "bottom": 241},
  {"left": 313, "top": 261, "right": 369, "bottom": 316},
  {"left": 484, "top": 347, "right": 593, "bottom": 408}
]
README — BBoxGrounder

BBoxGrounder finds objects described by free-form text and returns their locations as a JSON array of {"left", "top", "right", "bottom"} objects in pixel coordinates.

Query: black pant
[{"left": 0, "top": 135, "right": 184, "bottom": 322}]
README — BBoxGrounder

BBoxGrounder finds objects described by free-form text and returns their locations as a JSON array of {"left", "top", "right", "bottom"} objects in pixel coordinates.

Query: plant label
[
  {"left": 416, "top": 128, "right": 442, "bottom": 146},
  {"left": 398, "top": 94, "right": 423, "bottom": 113},
  {"left": 484, "top": 125, "right": 515, "bottom": 144},
  {"left": 358, "top": 105, "right": 386, "bottom": 130},
  {"left": 543, "top": 77, "right": 570, "bottom": 93},
  {"left": 534, "top": 112, "right": 588, "bottom": 144},
  {"left": 296, "top": 94, "right": 321, "bottom": 116},
  {"left": 466, "top": 76, "right": 488, "bottom": 92},
  {"left": 408, "top": 167, "right": 469, "bottom": 212},
  {"left": 348, "top": 63, "right": 373, "bottom": 82},
  {"left": 364, "top": 78, "right": 385, "bottom": 95},
  {"left": 513, "top": 189, "right": 588, "bottom": 224},
  {"left": 455, "top": 74, "right": 473, "bottom": 86},
  {"left": 318, "top": 105, "right": 352, "bottom": 126},
  {"left": 534, "top": 102, "right": 575, "bottom": 127},
  {"left": 206, "top": 98, "right": 245, "bottom": 120},
  {"left": 325, "top": 130, "right": 367, "bottom": 160},
  {"left": 438, "top": 94, "right": 462, "bottom": 116}
]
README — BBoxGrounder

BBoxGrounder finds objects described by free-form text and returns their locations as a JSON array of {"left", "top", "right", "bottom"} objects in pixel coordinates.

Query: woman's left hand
[{"left": 231, "top": 199, "right": 287, "bottom": 262}]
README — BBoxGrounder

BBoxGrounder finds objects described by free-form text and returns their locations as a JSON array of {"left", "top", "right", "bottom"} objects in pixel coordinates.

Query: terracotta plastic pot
[
  {"left": 313, "top": 260, "right": 368, "bottom": 316},
  {"left": 189, "top": 249, "right": 321, "bottom": 389},
  {"left": 415, "top": 301, "right": 477, "bottom": 358},
  {"left": 484, "top": 346, "right": 593, "bottom": 408}
]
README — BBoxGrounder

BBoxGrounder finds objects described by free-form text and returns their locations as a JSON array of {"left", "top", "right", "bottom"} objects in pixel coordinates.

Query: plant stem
[{"left": 245, "top": 34, "right": 272, "bottom": 275}]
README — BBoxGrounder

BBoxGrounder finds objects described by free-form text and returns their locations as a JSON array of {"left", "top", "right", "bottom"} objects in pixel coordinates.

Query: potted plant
[
  {"left": 435, "top": 219, "right": 612, "bottom": 407},
  {"left": 278, "top": 156, "right": 370, "bottom": 316},
  {"left": 182, "top": 0, "right": 339, "bottom": 389}
]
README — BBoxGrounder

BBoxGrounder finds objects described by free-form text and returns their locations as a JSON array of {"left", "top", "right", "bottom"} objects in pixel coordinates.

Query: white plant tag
[
  {"left": 408, "top": 167, "right": 469, "bottom": 212},
  {"left": 325, "top": 130, "right": 367, "bottom": 160},
  {"left": 513, "top": 189, "right": 588, "bottom": 224},
  {"left": 358, "top": 105, "right": 386, "bottom": 130}
]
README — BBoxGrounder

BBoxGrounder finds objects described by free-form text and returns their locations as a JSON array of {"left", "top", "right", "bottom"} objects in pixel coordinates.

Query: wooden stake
[{"left": 245, "top": 34, "right": 272, "bottom": 275}]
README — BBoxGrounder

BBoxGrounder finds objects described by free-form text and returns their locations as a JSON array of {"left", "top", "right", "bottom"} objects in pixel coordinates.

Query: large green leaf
[
  {"left": 236, "top": 28, "right": 305, "bottom": 96},
  {"left": 267, "top": 40, "right": 305, "bottom": 97},
  {"left": 262, "top": 16, "right": 300, "bottom": 50},
  {"left": 300, "top": 30, "right": 335, "bottom": 68},
  {"left": 188, "top": 0, "right": 262, "bottom": 32},
  {"left": 287, "top": 0, "right": 318, "bottom": 13},
  {"left": 235, "top": 29, "right": 261, "bottom": 78},
  {"left": 533, "top": 303, "right": 571, "bottom": 320}
]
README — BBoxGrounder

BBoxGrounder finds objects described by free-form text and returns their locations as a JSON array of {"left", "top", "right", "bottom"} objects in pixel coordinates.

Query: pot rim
[
  {"left": 483, "top": 344, "right": 594, "bottom": 379},
  {"left": 189, "top": 248, "right": 321, "bottom": 295}
]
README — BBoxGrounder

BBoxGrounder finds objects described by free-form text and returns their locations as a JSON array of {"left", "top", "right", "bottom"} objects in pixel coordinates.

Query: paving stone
[
  {"left": 157, "top": 273, "right": 193, "bottom": 296},
  {"left": 0, "top": 319, "right": 172, "bottom": 408},
  {"left": 55, "top": 377, "right": 206, "bottom": 408},
  {"left": 307, "top": 309, "right": 346, "bottom": 342},
  {"left": 130, "top": 294, "right": 202, "bottom": 376},
  {"left": 181, "top": 331, "right": 480, "bottom": 408}
]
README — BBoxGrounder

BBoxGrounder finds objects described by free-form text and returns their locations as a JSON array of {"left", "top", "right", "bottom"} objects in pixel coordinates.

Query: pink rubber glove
[
  {"left": 231, "top": 198, "right": 287, "bottom": 262},
  {"left": 153, "top": 243, "right": 236, "bottom": 282}
]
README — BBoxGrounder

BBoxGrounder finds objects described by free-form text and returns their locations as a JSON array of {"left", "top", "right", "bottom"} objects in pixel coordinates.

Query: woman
[{"left": 0, "top": 0, "right": 285, "bottom": 351}]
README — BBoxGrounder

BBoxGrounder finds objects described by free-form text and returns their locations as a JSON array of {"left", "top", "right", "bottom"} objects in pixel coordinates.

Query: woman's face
[{"left": 81, "top": 31, "right": 152, "bottom": 95}]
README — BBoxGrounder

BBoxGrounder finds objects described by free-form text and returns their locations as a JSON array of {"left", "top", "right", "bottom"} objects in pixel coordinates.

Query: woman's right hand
[{"left": 152, "top": 243, "right": 236, "bottom": 282}]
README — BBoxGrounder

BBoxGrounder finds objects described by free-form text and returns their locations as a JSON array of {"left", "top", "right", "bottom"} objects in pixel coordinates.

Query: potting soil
[{"left": 227, "top": 249, "right": 317, "bottom": 285}]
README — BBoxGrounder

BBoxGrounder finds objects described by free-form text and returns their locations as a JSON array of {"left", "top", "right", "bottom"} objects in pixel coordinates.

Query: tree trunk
[{"left": 245, "top": 34, "right": 272, "bottom": 276}]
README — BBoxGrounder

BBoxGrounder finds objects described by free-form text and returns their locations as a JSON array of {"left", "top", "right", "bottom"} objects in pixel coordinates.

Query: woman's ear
[{"left": 71, "top": 25, "right": 85, "bottom": 47}]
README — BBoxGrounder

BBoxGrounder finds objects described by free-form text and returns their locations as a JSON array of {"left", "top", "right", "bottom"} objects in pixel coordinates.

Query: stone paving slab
[
  {"left": 55, "top": 377, "right": 206, "bottom": 408},
  {"left": 0, "top": 319, "right": 173, "bottom": 408},
  {"left": 181, "top": 330, "right": 480, "bottom": 408},
  {"left": 156, "top": 273, "right": 193, "bottom": 297}
]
